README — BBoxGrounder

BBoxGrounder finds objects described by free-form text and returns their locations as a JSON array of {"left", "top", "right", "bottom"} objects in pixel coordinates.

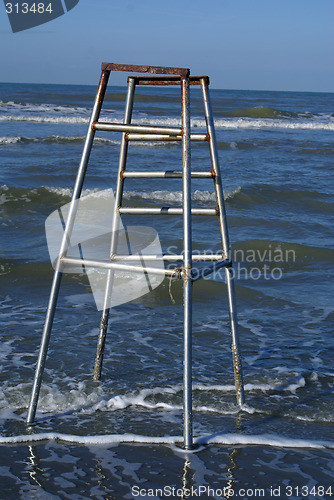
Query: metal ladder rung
[
  {"left": 110, "top": 253, "right": 224, "bottom": 262},
  {"left": 122, "top": 171, "right": 213, "bottom": 179},
  {"left": 119, "top": 207, "right": 218, "bottom": 216},
  {"left": 60, "top": 256, "right": 231, "bottom": 279},
  {"left": 127, "top": 133, "right": 208, "bottom": 142},
  {"left": 61, "top": 256, "right": 174, "bottom": 277},
  {"left": 93, "top": 122, "right": 182, "bottom": 136}
]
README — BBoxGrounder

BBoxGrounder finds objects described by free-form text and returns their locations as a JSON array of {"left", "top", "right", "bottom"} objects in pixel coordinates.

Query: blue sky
[{"left": 0, "top": 0, "right": 333, "bottom": 91}]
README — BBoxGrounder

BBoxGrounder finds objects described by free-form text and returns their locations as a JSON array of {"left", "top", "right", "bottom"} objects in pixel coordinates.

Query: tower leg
[
  {"left": 200, "top": 77, "right": 245, "bottom": 408},
  {"left": 225, "top": 266, "right": 245, "bottom": 405},
  {"left": 26, "top": 270, "right": 63, "bottom": 424},
  {"left": 181, "top": 76, "right": 193, "bottom": 449},
  {"left": 26, "top": 70, "right": 110, "bottom": 424},
  {"left": 93, "top": 77, "right": 136, "bottom": 380}
]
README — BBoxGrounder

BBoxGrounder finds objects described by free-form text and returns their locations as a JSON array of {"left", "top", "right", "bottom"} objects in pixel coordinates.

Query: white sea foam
[
  {"left": 284, "top": 376, "right": 306, "bottom": 393},
  {"left": 0, "top": 431, "right": 333, "bottom": 450},
  {"left": 0, "top": 377, "right": 307, "bottom": 417},
  {"left": 213, "top": 118, "right": 334, "bottom": 131},
  {"left": 44, "top": 186, "right": 104, "bottom": 198},
  {"left": 41, "top": 186, "right": 241, "bottom": 203},
  {"left": 0, "top": 101, "right": 89, "bottom": 114},
  {"left": 0, "top": 115, "right": 89, "bottom": 124},
  {"left": 0, "top": 135, "right": 122, "bottom": 146},
  {"left": 123, "top": 188, "right": 240, "bottom": 203},
  {"left": 0, "top": 136, "right": 22, "bottom": 145},
  {"left": 87, "top": 388, "right": 245, "bottom": 416},
  {"left": 195, "top": 433, "right": 334, "bottom": 449},
  {"left": 35, "top": 380, "right": 307, "bottom": 417},
  {"left": 1, "top": 112, "right": 333, "bottom": 130},
  {"left": 109, "top": 116, "right": 334, "bottom": 132}
]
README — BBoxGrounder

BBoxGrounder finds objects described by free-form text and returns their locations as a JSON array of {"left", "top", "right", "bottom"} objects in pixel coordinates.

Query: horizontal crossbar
[
  {"left": 130, "top": 76, "right": 210, "bottom": 86},
  {"left": 110, "top": 253, "right": 224, "bottom": 262},
  {"left": 61, "top": 256, "right": 174, "bottom": 277},
  {"left": 122, "top": 171, "right": 213, "bottom": 179},
  {"left": 93, "top": 122, "right": 182, "bottom": 135},
  {"left": 119, "top": 207, "right": 218, "bottom": 216},
  {"left": 126, "top": 133, "right": 207, "bottom": 142},
  {"left": 60, "top": 256, "right": 231, "bottom": 282}
]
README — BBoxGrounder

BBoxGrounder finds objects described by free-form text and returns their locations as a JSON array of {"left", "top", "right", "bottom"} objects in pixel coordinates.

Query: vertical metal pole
[
  {"left": 226, "top": 266, "right": 245, "bottom": 406},
  {"left": 93, "top": 77, "right": 136, "bottom": 380},
  {"left": 200, "top": 78, "right": 245, "bottom": 407},
  {"left": 26, "top": 70, "right": 110, "bottom": 424},
  {"left": 181, "top": 75, "right": 193, "bottom": 449}
]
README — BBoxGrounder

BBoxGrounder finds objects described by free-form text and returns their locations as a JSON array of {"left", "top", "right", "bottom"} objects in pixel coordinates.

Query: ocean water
[{"left": 0, "top": 79, "right": 334, "bottom": 499}]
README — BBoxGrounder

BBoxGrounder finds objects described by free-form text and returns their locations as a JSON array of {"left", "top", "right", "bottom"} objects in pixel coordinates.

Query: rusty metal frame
[
  {"left": 26, "top": 63, "right": 245, "bottom": 450},
  {"left": 130, "top": 76, "right": 210, "bottom": 86},
  {"left": 101, "top": 62, "right": 190, "bottom": 77}
]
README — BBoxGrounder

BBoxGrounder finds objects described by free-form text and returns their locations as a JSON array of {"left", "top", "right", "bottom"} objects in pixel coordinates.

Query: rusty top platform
[{"left": 101, "top": 63, "right": 190, "bottom": 77}]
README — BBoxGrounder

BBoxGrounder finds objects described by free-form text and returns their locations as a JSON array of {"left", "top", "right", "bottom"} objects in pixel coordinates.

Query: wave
[
  {"left": 0, "top": 112, "right": 333, "bottom": 131},
  {"left": 124, "top": 187, "right": 241, "bottom": 203},
  {"left": 2, "top": 136, "right": 333, "bottom": 157},
  {"left": 0, "top": 100, "right": 91, "bottom": 116},
  {"left": 0, "top": 135, "right": 120, "bottom": 146},
  {"left": 0, "top": 185, "right": 242, "bottom": 207},
  {"left": 0, "top": 431, "right": 333, "bottom": 450},
  {"left": 0, "top": 375, "right": 313, "bottom": 418},
  {"left": 0, "top": 135, "right": 263, "bottom": 152},
  {"left": 1, "top": 183, "right": 332, "bottom": 228},
  {"left": 0, "top": 115, "right": 89, "bottom": 124},
  {"left": 0, "top": 135, "right": 180, "bottom": 148},
  {"left": 229, "top": 184, "right": 333, "bottom": 213},
  {"left": 213, "top": 118, "right": 334, "bottom": 131},
  {"left": 223, "top": 106, "right": 299, "bottom": 119}
]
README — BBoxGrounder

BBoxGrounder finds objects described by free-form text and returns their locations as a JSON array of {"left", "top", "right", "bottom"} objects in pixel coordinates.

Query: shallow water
[{"left": 0, "top": 81, "right": 333, "bottom": 498}]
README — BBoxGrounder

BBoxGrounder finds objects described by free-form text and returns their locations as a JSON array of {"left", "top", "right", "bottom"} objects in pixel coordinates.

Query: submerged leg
[
  {"left": 181, "top": 75, "right": 193, "bottom": 449},
  {"left": 93, "top": 77, "right": 136, "bottom": 380},
  {"left": 200, "top": 77, "right": 245, "bottom": 408}
]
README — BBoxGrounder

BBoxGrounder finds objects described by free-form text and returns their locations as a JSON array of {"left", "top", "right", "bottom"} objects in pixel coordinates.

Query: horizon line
[{"left": 0, "top": 80, "right": 333, "bottom": 95}]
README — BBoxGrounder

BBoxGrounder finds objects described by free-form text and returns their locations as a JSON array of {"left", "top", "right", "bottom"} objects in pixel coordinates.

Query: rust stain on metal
[
  {"left": 232, "top": 344, "right": 244, "bottom": 404},
  {"left": 102, "top": 63, "right": 190, "bottom": 77},
  {"left": 97, "top": 70, "right": 110, "bottom": 105},
  {"left": 130, "top": 76, "right": 210, "bottom": 86},
  {"left": 91, "top": 69, "right": 110, "bottom": 132}
]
